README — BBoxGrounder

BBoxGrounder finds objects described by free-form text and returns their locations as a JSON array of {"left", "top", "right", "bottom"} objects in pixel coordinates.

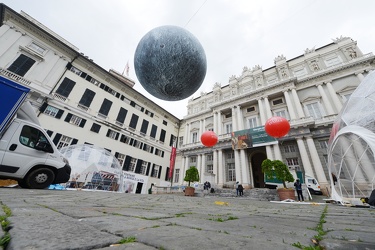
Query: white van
[{"left": 0, "top": 76, "right": 71, "bottom": 188}]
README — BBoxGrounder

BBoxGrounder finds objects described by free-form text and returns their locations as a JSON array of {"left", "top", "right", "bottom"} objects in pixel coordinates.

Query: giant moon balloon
[
  {"left": 265, "top": 116, "right": 290, "bottom": 138},
  {"left": 201, "top": 131, "right": 218, "bottom": 147},
  {"left": 134, "top": 25, "right": 207, "bottom": 101}
]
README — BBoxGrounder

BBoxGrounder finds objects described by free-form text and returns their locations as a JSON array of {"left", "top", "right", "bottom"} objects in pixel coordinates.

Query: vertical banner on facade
[
  {"left": 231, "top": 126, "right": 277, "bottom": 149},
  {"left": 169, "top": 140, "right": 177, "bottom": 179}
]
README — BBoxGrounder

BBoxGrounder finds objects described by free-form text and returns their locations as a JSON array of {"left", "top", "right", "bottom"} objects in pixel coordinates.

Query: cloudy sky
[{"left": 3, "top": 0, "right": 375, "bottom": 119}]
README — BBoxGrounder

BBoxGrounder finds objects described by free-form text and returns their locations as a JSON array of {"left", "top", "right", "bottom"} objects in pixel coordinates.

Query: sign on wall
[{"left": 231, "top": 126, "right": 277, "bottom": 150}]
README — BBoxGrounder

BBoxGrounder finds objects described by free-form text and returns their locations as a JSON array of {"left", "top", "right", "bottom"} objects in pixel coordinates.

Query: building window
[
  {"left": 152, "top": 165, "right": 160, "bottom": 178},
  {"left": 56, "top": 78, "right": 76, "bottom": 98},
  {"left": 140, "top": 119, "right": 149, "bottom": 134},
  {"left": 227, "top": 152, "right": 234, "bottom": 159},
  {"left": 7, "top": 54, "right": 36, "bottom": 77},
  {"left": 284, "top": 145, "right": 296, "bottom": 153},
  {"left": 191, "top": 132, "right": 198, "bottom": 143},
  {"left": 90, "top": 123, "right": 101, "bottom": 133},
  {"left": 116, "top": 107, "right": 128, "bottom": 125},
  {"left": 116, "top": 153, "right": 126, "bottom": 167},
  {"left": 98, "top": 98, "right": 112, "bottom": 117},
  {"left": 248, "top": 117, "right": 257, "bottom": 128},
  {"left": 150, "top": 124, "right": 157, "bottom": 138},
  {"left": 225, "top": 123, "right": 233, "bottom": 134},
  {"left": 272, "top": 98, "right": 284, "bottom": 106},
  {"left": 190, "top": 156, "right": 197, "bottom": 164},
  {"left": 206, "top": 154, "right": 213, "bottom": 161},
  {"left": 274, "top": 110, "right": 287, "bottom": 118},
  {"left": 179, "top": 136, "right": 183, "bottom": 146},
  {"left": 106, "top": 129, "right": 119, "bottom": 140},
  {"left": 319, "top": 140, "right": 329, "bottom": 149},
  {"left": 43, "top": 105, "right": 62, "bottom": 118},
  {"left": 159, "top": 129, "right": 166, "bottom": 142},
  {"left": 79, "top": 89, "right": 96, "bottom": 108},
  {"left": 64, "top": 113, "right": 86, "bottom": 127},
  {"left": 69, "top": 115, "right": 82, "bottom": 126},
  {"left": 207, "top": 164, "right": 213, "bottom": 174},
  {"left": 140, "top": 161, "right": 148, "bottom": 175},
  {"left": 174, "top": 169, "right": 180, "bottom": 183},
  {"left": 286, "top": 158, "right": 299, "bottom": 169},
  {"left": 306, "top": 102, "right": 323, "bottom": 119},
  {"left": 226, "top": 163, "right": 236, "bottom": 182},
  {"left": 129, "top": 158, "right": 137, "bottom": 172},
  {"left": 120, "top": 134, "right": 131, "bottom": 144},
  {"left": 163, "top": 120, "right": 168, "bottom": 125},
  {"left": 246, "top": 106, "right": 255, "bottom": 113},
  {"left": 57, "top": 135, "right": 72, "bottom": 149},
  {"left": 129, "top": 114, "right": 139, "bottom": 129}
]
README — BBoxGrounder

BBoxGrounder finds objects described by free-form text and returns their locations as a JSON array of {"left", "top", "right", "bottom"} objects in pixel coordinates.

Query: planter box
[
  {"left": 185, "top": 187, "right": 195, "bottom": 196},
  {"left": 277, "top": 188, "right": 295, "bottom": 201}
]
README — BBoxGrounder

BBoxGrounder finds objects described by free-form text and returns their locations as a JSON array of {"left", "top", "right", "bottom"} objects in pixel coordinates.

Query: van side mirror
[{"left": 35, "top": 141, "right": 54, "bottom": 153}]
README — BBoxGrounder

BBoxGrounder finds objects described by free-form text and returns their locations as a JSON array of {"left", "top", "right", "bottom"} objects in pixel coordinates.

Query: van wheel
[
  {"left": 26, "top": 168, "right": 55, "bottom": 189},
  {"left": 18, "top": 179, "right": 30, "bottom": 188}
]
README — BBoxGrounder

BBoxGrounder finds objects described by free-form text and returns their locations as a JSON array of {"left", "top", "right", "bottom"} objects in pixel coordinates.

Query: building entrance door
[
  {"left": 136, "top": 182, "right": 143, "bottom": 194},
  {"left": 251, "top": 152, "right": 267, "bottom": 188}
]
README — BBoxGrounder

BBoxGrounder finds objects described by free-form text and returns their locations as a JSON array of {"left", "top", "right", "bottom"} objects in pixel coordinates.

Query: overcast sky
[{"left": 3, "top": 0, "right": 375, "bottom": 119}]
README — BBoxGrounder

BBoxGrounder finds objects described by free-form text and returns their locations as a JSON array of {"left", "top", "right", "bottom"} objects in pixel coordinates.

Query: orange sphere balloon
[
  {"left": 265, "top": 116, "right": 290, "bottom": 138},
  {"left": 201, "top": 131, "right": 218, "bottom": 147}
]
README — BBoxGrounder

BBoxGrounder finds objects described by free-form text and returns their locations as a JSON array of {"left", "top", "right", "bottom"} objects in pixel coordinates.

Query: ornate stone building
[
  {"left": 176, "top": 37, "right": 375, "bottom": 192},
  {"left": 0, "top": 4, "right": 180, "bottom": 193}
]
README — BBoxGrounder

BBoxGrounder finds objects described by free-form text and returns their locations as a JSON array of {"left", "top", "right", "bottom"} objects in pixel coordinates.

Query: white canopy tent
[{"left": 328, "top": 71, "right": 375, "bottom": 205}]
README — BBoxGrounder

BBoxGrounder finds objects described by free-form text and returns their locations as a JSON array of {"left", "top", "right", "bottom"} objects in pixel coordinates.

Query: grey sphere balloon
[{"left": 134, "top": 25, "right": 207, "bottom": 101}]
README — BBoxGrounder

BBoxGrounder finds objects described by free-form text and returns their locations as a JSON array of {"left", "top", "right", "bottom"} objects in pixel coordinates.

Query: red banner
[{"left": 169, "top": 146, "right": 177, "bottom": 179}]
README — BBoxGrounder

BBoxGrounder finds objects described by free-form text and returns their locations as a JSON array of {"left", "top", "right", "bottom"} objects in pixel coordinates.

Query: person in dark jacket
[
  {"left": 238, "top": 184, "right": 244, "bottom": 196},
  {"left": 294, "top": 179, "right": 304, "bottom": 201}
]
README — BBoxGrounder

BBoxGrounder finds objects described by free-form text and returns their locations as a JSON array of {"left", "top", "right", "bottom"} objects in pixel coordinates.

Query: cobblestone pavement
[{"left": 0, "top": 188, "right": 374, "bottom": 250}]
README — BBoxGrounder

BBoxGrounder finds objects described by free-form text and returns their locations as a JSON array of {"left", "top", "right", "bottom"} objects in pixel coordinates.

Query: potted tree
[
  {"left": 261, "top": 159, "right": 295, "bottom": 200},
  {"left": 184, "top": 166, "right": 199, "bottom": 196}
]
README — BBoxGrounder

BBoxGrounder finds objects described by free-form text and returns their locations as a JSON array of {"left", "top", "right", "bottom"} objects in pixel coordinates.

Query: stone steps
[{"left": 197, "top": 188, "right": 279, "bottom": 201}]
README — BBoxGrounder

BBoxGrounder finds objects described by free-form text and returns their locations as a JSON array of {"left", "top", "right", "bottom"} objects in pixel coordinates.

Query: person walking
[
  {"left": 294, "top": 179, "right": 304, "bottom": 201},
  {"left": 235, "top": 181, "right": 239, "bottom": 196},
  {"left": 238, "top": 183, "right": 244, "bottom": 196}
]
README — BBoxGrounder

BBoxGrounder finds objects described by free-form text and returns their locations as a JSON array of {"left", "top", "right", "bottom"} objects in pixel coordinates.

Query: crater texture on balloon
[{"left": 134, "top": 25, "right": 207, "bottom": 101}]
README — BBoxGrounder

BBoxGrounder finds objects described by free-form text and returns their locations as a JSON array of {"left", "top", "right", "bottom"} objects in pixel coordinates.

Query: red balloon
[
  {"left": 201, "top": 131, "right": 218, "bottom": 147},
  {"left": 265, "top": 116, "right": 290, "bottom": 138}
]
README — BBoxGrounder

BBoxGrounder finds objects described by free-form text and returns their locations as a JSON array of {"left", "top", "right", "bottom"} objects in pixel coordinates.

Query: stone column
[
  {"left": 184, "top": 156, "right": 190, "bottom": 184},
  {"left": 266, "top": 146, "right": 274, "bottom": 160},
  {"left": 296, "top": 137, "right": 314, "bottom": 177},
  {"left": 217, "top": 112, "right": 222, "bottom": 135},
  {"left": 197, "top": 154, "right": 202, "bottom": 180},
  {"left": 184, "top": 123, "right": 189, "bottom": 145},
  {"left": 240, "top": 149, "right": 250, "bottom": 186},
  {"left": 283, "top": 90, "right": 296, "bottom": 120},
  {"left": 201, "top": 153, "right": 206, "bottom": 175},
  {"left": 258, "top": 98, "right": 266, "bottom": 125},
  {"left": 218, "top": 149, "right": 224, "bottom": 186},
  {"left": 305, "top": 136, "right": 328, "bottom": 184},
  {"left": 317, "top": 83, "right": 335, "bottom": 115},
  {"left": 231, "top": 106, "right": 238, "bottom": 131},
  {"left": 213, "top": 150, "right": 218, "bottom": 183},
  {"left": 180, "top": 157, "right": 186, "bottom": 185},
  {"left": 273, "top": 143, "right": 283, "bottom": 160},
  {"left": 237, "top": 106, "right": 244, "bottom": 130},
  {"left": 199, "top": 120, "right": 203, "bottom": 138},
  {"left": 264, "top": 96, "right": 272, "bottom": 119},
  {"left": 213, "top": 113, "right": 217, "bottom": 133},
  {"left": 325, "top": 81, "right": 342, "bottom": 112},
  {"left": 291, "top": 88, "right": 305, "bottom": 118},
  {"left": 202, "top": 118, "right": 206, "bottom": 133},
  {"left": 234, "top": 150, "right": 242, "bottom": 183}
]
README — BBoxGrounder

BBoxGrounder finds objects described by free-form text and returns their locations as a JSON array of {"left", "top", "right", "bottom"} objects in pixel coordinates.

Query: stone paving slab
[{"left": 0, "top": 188, "right": 374, "bottom": 250}]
